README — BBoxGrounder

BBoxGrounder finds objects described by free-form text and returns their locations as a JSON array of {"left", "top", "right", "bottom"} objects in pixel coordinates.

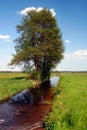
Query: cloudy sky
[{"left": 0, "top": 0, "right": 87, "bottom": 71}]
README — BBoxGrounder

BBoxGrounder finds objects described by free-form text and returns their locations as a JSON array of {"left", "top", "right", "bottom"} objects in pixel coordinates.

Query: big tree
[{"left": 10, "top": 8, "right": 64, "bottom": 80}]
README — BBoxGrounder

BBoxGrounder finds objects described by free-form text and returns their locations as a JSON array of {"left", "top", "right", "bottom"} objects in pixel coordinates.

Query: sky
[{"left": 0, "top": 0, "right": 87, "bottom": 71}]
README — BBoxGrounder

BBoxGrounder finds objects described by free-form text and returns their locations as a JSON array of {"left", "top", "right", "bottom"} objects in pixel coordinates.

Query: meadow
[
  {"left": 0, "top": 72, "right": 87, "bottom": 130},
  {"left": 45, "top": 73, "right": 87, "bottom": 130},
  {"left": 0, "top": 72, "right": 32, "bottom": 103}
]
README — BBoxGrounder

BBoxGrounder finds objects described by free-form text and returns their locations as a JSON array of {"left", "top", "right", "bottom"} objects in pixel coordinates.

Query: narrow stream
[{"left": 0, "top": 76, "right": 59, "bottom": 130}]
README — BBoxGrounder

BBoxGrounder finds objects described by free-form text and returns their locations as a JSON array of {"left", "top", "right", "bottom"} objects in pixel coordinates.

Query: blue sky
[{"left": 0, "top": 0, "right": 87, "bottom": 71}]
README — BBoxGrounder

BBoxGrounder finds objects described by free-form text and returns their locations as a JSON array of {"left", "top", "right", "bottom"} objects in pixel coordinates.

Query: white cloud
[
  {"left": 19, "top": 7, "right": 56, "bottom": 17},
  {"left": 0, "top": 34, "right": 11, "bottom": 42},
  {"left": 73, "top": 50, "right": 87, "bottom": 56},
  {"left": 0, "top": 34, "right": 10, "bottom": 39},
  {"left": 37, "top": 7, "right": 43, "bottom": 12},
  {"left": 0, "top": 54, "right": 21, "bottom": 71},
  {"left": 50, "top": 9, "right": 56, "bottom": 17},
  {"left": 56, "top": 50, "right": 87, "bottom": 71},
  {"left": 19, "top": 7, "right": 36, "bottom": 15},
  {"left": 64, "top": 40, "right": 71, "bottom": 44},
  {"left": 64, "top": 50, "right": 87, "bottom": 60}
]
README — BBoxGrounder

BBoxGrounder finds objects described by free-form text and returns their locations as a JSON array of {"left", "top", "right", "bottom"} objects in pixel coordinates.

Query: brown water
[{"left": 0, "top": 80, "right": 55, "bottom": 130}]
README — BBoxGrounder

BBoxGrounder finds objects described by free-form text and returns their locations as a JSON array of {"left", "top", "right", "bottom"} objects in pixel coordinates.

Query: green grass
[
  {"left": 45, "top": 73, "right": 87, "bottom": 130},
  {"left": 0, "top": 72, "right": 32, "bottom": 102},
  {"left": 0, "top": 72, "right": 27, "bottom": 79}
]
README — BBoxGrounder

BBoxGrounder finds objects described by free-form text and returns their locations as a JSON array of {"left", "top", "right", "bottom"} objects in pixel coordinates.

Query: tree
[{"left": 10, "top": 8, "right": 64, "bottom": 80}]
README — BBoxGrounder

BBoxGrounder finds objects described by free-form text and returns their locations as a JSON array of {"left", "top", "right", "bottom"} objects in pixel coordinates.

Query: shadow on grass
[{"left": 10, "top": 77, "right": 26, "bottom": 80}]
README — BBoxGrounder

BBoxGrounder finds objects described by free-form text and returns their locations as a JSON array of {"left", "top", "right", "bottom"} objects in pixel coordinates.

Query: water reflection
[
  {"left": 0, "top": 76, "right": 59, "bottom": 130},
  {"left": 9, "top": 89, "right": 34, "bottom": 104},
  {"left": 50, "top": 76, "right": 60, "bottom": 87},
  {"left": 9, "top": 76, "right": 59, "bottom": 104}
]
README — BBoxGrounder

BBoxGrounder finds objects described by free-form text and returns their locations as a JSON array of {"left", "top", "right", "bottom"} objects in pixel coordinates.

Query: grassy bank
[
  {"left": 45, "top": 73, "right": 87, "bottom": 130},
  {"left": 0, "top": 72, "right": 32, "bottom": 103}
]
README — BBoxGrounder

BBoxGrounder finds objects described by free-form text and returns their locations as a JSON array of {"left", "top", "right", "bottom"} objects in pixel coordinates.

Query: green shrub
[
  {"left": 45, "top": 113, "right": 55, "bottom": 130},
  {"left": 28, "top": 70, "right": 40, "bottom": 80}
]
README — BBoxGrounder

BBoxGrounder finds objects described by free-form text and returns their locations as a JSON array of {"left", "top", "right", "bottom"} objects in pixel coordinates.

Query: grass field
[
  {"left": 0, "top": 72, "right": 32, "bottom": 102},
  {"left": 0, "top": 72, "right": 87, "bottom": 130},
  {"left": 45, "top": 73, "right": 87, "bottom": 130}
]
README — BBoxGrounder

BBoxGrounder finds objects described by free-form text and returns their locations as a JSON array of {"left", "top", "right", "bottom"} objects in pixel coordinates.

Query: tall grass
[
  {"left": 0, "top": 72, "right": 32, "bottom": 102},
  {"left": 45, "top": 73, "right": 87, "bottom": 130}
]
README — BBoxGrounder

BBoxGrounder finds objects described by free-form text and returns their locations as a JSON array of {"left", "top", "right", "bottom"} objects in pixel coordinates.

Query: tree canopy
[{"left": 10, "top": 8, "right": 64, "bottom": 80}]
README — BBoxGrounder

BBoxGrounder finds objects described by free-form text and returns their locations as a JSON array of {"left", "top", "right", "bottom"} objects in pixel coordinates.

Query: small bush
[
  {"left": 45, "top": 114, "right": 55, "bottom": 130},
  {"left": 28, "top": 70, "right": 40, "bottom": 80}
]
